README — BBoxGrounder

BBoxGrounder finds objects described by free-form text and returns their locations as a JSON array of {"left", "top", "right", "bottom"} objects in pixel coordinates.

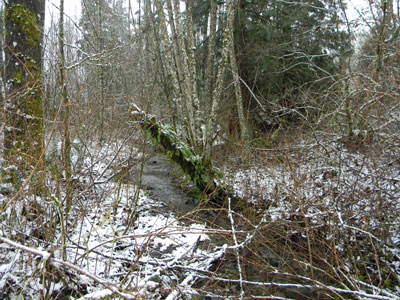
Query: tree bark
[
  {"left": 184, "top": 0, "right": 202, "bottom": 149},
  {"left": 227, "top": 0, "right": 249, "bottom": 145},
  {"left": 375, "top": 0, "right": 394, "bottom": 81},
  {"left": 97, "top": 0, "right": 105, "bottom": 144},
  {"left": 206, "top": 0, "right": 217, "bottom": 105},
  {"left": 172, "top": 0, "right": 200, "bottom": 151},
  {"left": 165, "top": 0, "right": 187, "bottom": 131},
  {"left": 3, "top": 0, "right": 45, "bottom": 190},
  {"left": 154, "top": 0, "right": 182, "bottom": 126},
  {"left": 59, "top": 0, "right": 72, "bottom": 212},
  {"left": 204, "top": 1, "right": 231, "bottom": 161},
  {"left": 0, "top": 6, "right": 4, "bottom": 111}
]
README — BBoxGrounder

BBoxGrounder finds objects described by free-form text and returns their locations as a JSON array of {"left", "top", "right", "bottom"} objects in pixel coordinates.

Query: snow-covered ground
[
  {"left": 0, "top": 136, "right": 399, "bottom": 299},
  {"left": 0, "top": 138, "right": 227, "bottom": 299}
]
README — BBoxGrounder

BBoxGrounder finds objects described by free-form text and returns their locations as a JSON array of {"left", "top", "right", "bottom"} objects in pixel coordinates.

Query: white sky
[
  {"left": 46, "top": 0, "right": 82, "bottom": 27},
  {"left": 347, "top": 0, "right": 370, "bottom": 21},
  {"left": 44, "top": 0, "right": 368, "bottom": 25},
  {"left": 0, "top": 0, "right": 373, "bottom": 24}
]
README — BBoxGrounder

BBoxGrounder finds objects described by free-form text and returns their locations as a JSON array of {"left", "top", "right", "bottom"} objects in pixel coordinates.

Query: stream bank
[{"left": 122, "top": 150, "right": 338, "bottom": 299}]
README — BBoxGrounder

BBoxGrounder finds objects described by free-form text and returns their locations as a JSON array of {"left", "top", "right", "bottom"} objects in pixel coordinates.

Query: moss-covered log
[{"left": 130, "top": 104, "right": 226, "bottom": 201}]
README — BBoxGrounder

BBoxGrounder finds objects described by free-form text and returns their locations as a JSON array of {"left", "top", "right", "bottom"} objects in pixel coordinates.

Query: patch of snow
[{"left": 78, "top": 289, "right": 113, "bottom": 299}]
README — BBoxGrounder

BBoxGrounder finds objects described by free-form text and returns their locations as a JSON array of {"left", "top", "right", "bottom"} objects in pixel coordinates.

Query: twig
[
  {"left": 228, "top": 197, "right": 245, "bottom": 299},
  {"left": 0, "top": 236, "right": 136, "bottom": 299},
  {"left": 195, "top": 274, "right": 400, "bottom": 300},
  {"left": 165, "top": 274, "right": 196, "bottom": 300}
]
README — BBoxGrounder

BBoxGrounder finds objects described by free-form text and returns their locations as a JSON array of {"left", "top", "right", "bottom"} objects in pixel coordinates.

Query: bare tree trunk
[
  {"left": 59, "top": 0, "right": 72, "bottom": 213},
  {"left": 143, "top": 0, "right": 157, "bottom": 105},
  {"left": 3, "top": 0, "right": 45, "bottom": 191},
  {"left": 0, "top": 7, "right": 4, "bottom": 112},
  {"left": 166, "top": 0, "right": 182, "bottom": 84},
  {"left": 97, "top": 0, "right": 105, "bottom": 144},
  {"left": 172, "top": 0, "right": 200, "bottom": 150},
  {"left": 184, "top": 0, "right": 202, "bottom": 150},
  {"left": 204, "top": 1, "right": 231, "bottom": 162},
  {"left": 227, "top": 0, "right": 249, "bottom": 145},
  {"left": 206, "top": 0, "right": 217, "bottom": 105},
  {"left": 165, "top": 0, "right": 186, "bottom": 126},
  {"left": 154, "top": 0, "right": 182, "bottom": 126},
  {"left": 338, "top": 0, "right": 354, "bottom": 138},
  {"left": 375, "top": 0, "right": 394, "bottom": 81}
]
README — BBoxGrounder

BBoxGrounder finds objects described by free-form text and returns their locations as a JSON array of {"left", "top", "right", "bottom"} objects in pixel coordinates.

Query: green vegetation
[
  {"left": 2, "top": 0, "right": 45, "bottom": 192},
  {"left": 7, "top": 4, "right": 41, "bottom": 47},
  {"left": 132, "top": 106, "right": 222, "bottom": 199}
]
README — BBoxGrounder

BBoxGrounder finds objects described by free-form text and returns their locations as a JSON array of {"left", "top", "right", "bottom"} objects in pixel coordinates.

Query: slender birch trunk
[
  {"left": 58, "top": 0, "right": 71, "bottom": 261},
  {"left": 172, "top": 0, "right": 201, "bottom": 151},
  {"left": 154, "top": 0, "right": 182, "bottom": 125},
  {"left": 165, "top": 0, "right": 186, "bottom": 124},
  {"left": 143, "top": 0, "right": 156, "bottom": 107},
  {"left": 204, "top": 1, "right": 232, "bottom": 162},
  {"left": 227, "top": 0, "right": 248, "bottom": 145},
  {"left": 97, "top": 0, "right": 105, "bottom": 144},
  {"left": 338, "top": 0, "right": 354, "bottom": 138},
  {"left": 59, "top": 0, "right": 72, "bottom": 213},
  {"left": 206, "top": 0, "right": 217, "bottom": 105},
  {"left": 184, "top": 0, "right": 202, "bottom": 150},
  {"left": 135, "top": 0, "right": 145, "bottom": 90},
  {"left": 165, "top": 0, "right": 180, "bottom": 78}
]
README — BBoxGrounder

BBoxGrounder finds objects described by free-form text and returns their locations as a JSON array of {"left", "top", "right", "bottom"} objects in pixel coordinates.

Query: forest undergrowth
[
  {"left": 2, "top": 0, "right": 400, "bottom": 298},
  {"left": 0, "top": 127, "right": 399, "bottom": 300},
  {"left": 219, "top": 130, "right": 400, "bottom": 299}
]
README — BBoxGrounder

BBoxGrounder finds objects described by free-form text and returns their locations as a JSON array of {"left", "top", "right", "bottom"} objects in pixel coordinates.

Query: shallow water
[{"left": 128, "top": 153, "right": 197, "bottom": 214}]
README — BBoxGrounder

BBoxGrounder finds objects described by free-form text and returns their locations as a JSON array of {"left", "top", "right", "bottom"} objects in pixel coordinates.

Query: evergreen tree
[
  {"left": 186, "top": 0, "right": 349, "bottom": 134},
  {"left": 235, "top": 0, "right": 348, "bottom": 129}
]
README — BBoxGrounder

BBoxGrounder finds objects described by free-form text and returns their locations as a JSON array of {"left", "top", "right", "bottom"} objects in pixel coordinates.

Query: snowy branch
[
  {"left": 228, "top": 197, "right": 244, "bottom": 299},
  {"left": 195, "top": 274, "right": 400, "bottom": 300},
  {"left": 0, "top": 236, "right": 137, "bottom": 299}
]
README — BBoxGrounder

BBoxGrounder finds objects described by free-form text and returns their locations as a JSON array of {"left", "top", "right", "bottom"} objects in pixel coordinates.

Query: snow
[
  {"left": 78, "top": 289, "right": 113, "bottom": 299},
  {"left": 0, "top": 136, "right": 399, "bottom": 299},
  {"left": 0, "top": 137, "right": 227, "bottom": 298}
]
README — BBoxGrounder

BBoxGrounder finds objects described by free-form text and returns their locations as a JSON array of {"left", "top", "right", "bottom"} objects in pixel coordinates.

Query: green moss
[
  {"left": 8, "top": 4, "right": 41, "bottom": 48},
  {"left": 143, "top": 116, "right": 220, "bottom": 194},
  {"left": 2, "top": 3, "right": 45, "bottom": 193},
  {"left": 14, "top": 69, "right": 24, "bottom": 84}
]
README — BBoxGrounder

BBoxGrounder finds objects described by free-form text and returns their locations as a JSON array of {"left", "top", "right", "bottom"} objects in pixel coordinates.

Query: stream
[
  {"left": 127, "top": 152, "right": 198, "bottom": 214},
  {"left": 125, "top": 151, "right": 320, "bottom": 299}
]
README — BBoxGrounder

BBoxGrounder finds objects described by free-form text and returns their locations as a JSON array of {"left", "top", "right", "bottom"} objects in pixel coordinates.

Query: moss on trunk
[{"left": 2, "top": 1, "right": 45, "bottom": 191}]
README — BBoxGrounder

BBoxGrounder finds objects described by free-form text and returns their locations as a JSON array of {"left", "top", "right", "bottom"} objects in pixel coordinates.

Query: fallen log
[{"left": 130, "top": 104, "right": 227, "bottom": 202}]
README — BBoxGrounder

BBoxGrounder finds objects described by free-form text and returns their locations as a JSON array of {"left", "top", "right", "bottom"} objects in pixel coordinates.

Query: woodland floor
[{"left": 0, "top": 132, "right": 400, "bottom": 299}]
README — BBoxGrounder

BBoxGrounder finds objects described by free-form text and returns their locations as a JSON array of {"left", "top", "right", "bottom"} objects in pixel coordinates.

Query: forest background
[{"left": 0, "top": 0, "right": 400, "bottom": 299}]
